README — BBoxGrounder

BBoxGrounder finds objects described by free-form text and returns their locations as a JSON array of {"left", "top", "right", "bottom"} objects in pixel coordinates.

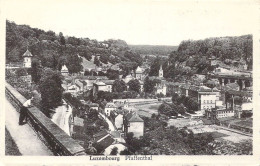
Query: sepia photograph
[{"left": 3, "top": 0, "right": 257, "bottom": 158}]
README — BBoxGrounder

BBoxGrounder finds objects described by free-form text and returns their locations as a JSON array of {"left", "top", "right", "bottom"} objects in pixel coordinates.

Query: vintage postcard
[{"left": 1, "top": 0, "right": 260, "bottom": 165}]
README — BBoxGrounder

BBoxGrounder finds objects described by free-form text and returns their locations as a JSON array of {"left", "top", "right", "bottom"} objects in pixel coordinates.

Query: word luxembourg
[{"left": 89, "top": 155, "right": 152, "bottom": 161}]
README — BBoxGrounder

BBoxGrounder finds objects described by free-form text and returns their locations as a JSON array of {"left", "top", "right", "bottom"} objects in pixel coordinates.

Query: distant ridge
[{"left": 129, "top": 45, "right": 178, "bottom": 56}]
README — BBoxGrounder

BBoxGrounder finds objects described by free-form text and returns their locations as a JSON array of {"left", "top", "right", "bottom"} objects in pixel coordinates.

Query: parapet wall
[{"left": 5, "top": 82, "right": 86, "bottom": 156}]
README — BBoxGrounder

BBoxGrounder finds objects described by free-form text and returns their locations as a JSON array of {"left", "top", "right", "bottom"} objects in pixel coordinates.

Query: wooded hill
[
  {"left": 6, "top": 20, "right": 142, "bottom": 73},
  {"left": 129, "top": 45, "right": 178, "bottom": 56},
  {"left": 149, "top": 35, "right": 252, "bottom": 80}
]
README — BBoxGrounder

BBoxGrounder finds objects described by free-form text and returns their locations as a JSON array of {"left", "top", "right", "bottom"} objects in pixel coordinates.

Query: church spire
[{"left": 159, "top": 64, "right": 163, "bottom": 78}]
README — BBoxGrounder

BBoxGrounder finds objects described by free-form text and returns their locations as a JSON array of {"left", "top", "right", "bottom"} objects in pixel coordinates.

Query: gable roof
[
  {"left": 93, "top": 130, "right": 109, "bottom": 140},
  {"left": 94, "top": 135, "right": 115, "bottom": 152},
  {"left": 102, "top": 80, "right": 115, "bottom": 85},
  {"left": 105, "top": 102, "right": 117, "bottom": 108},
  {"left": 225, "top": 83, "right": 239, "bottom": 91},
  {"left": 94, "top": 81, "right": 106, "bottom": 86},
  {"left": 61, "top": 65, "right": 68, "bottom": 71},
  {"left": 136, "top": 66, "right": 143, "bottom": 73},
  {"left": 23, "top": 50, "right": 33, "bottom": 57},
  {"left": 125, "top": 112, "right": 143, "bottom": 122}
]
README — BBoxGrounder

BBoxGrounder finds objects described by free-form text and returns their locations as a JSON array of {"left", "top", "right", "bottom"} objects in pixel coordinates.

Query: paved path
[
  {"left": 51, "top": 100, "right": 72, "bottom": 136},
  {"left": 99, "top": 113, "right": 116, "bottom": 131},
  {"left": 5, "top": 99, "right": 53, "bottom": 156}
]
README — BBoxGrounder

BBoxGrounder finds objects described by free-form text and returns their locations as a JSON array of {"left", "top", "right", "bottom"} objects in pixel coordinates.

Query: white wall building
[
  {"left": 23, "top": 50, "right": 33, "bottom": 68},
  {"left": 104, "top": 102, "right": 117, "bottom": 116}
]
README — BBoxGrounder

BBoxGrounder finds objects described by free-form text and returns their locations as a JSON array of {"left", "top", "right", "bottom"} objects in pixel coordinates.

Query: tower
[
  {"left": 22, "top": 49, "right": 33, "bottom": 68},
  {"left": 159, "top": 65, "right": 163, "bottom": 78}
]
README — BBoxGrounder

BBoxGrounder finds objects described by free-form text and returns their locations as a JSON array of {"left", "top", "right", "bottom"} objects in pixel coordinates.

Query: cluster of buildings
[{"left": 61, "top": 64, "right": 167, "bottom": 96}]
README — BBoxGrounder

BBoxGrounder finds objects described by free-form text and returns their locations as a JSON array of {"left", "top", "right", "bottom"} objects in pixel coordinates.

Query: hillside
[
  {"left": 149, "top": 35, "right": 252, "bottom": 79},
  {"left": 6, "top": 20, "right": 142, "bottom": 74},
  {"left": 129, "top": 45, "right": 178, "bottom": 56}
]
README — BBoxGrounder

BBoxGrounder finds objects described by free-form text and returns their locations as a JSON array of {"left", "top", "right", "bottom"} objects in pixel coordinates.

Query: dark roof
[
  {"left": 94, "top": 135, "right": 115, "bottom": 152},
  {"left": 102, "top": 80, "right": 115, "bottom": 85},
  {"left": 226, "top": 90, "right": 252, "bottom": 97},
  {"left": 125, "top": 112, "right": 143, "bottom": 122},
  {"left": 93, "top": 130, "right": 109, "bottom": 139}
]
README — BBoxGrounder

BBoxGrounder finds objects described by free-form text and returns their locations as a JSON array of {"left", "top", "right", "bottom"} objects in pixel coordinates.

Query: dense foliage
[
  {"left": 38, "top": 68, "right": 63, "bottom": 116},
  {"left": 6, "top": 20, "right": 143, "bottom": 73},
  {"left": 123, "top": 116, "right": 214, "bottom": 155},
  {"left": 148, "top": 35, "right": 252, "bottom": 80},
  {"left": 129, "top": 45, "right": 177, "bottom": 56}
]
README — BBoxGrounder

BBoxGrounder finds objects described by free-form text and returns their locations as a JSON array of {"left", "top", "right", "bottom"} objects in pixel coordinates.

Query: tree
[
  {"left": 110, "top": 147, "right": 118, "bottom": 155},
  {"left": 16, "top": 68, "right": 27, "bottom": 77},
  {"left": 94, "top": 56, "right": 100, "bottom": 66},
  {"left": 30, "top": 58, "right": 42, "bottom": 83},
  {"left": 84, "top": 70, "right": 91, "bottom": 76},
  {"left": 112, "top": 79, "right": 126, "bottom": 92},
  {"left": 39, "top": 68, "right": 63, "bottom": 117},
  {"left": 143, "top": 77, "right": 155, "bottom": 93},
  {"left": 59, "top": 32, "right": 66, "bottom": 45},
  {"left": 66, "top": 54, "right": 83, "bottom": 74},
  {"left": 106, "top": 69, "right": 119, "bottom": 80},
  {"left": 171, "top": 93, "right": 179, "bottom": 103},
  {"left": 128, "top": 79, "right": 140, "bottom": 93},
  {"left": 149, "top": 57, "right": 161, "bottom": 76}
]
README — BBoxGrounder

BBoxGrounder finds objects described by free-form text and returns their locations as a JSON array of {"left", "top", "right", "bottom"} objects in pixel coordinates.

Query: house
[
  {"left": 102, "top": 80, "right": 115, "bottom": 92},
  {"left": 67, "top": 84, "right": 80, "bottom": 94},
  {"left": 61, "top": 65, "right": 69, "bottom": 76},
  {"left": 22, "top": 49, "right": 33, "bottom": 68},
  {"left": 135, "top": 66, "right": 144, "bottom": 80},
  {"left": 84, "top": 76, "right": 108, "bottom": 90},
  {"left": 224, "top": 82, "right": 240, "bottom": 91},
  {"left": 154, "top": 82, "right": 166, "bottom": 95},
  {"left": 123, "top": 111, "right": 144, "bottom": 138},
  {"left": 115, "top": 114, "right": 124, "bottom": 130},
  {"left": 93, "top": 134, "right": 115, "bottom": 154},
  {"left": 93, "top": 81, "right": 107, "bottom": 96},
  {"left": 206, "top": 107, "right": 235, "bottom": 119},
  {"left": 198, "top": 85, "right": 220, "bottom": 114},
  {"left": 85, "top": 102, "right": 99, "bottom": 111},
  {"left": 92, "top": 130, "right": 126, "bottom": 155},
  {"left": 93, "top": 80, "right": 115, "bottom": 96},
  {"left": 124, "top": 74, "right": 134, "bottom": 84},
  {"left": 104, "top": 102, "right": 117, "bottom": 116},
  {"left": 75, "top": 79, "right": 87, "bottom": 91}
]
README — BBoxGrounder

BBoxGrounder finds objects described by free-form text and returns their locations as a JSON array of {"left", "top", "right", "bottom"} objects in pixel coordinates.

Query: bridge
[
  {"left": 5, "top": 82, "right": 86, "bottom": 156},
  {"left": 209, "top": 73, "right": 252, "bottom": 90}
]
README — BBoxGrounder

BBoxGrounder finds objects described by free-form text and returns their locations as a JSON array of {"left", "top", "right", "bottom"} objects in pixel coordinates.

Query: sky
[{"left": 3, "top": 0, "right": 259, "bottom": 46}]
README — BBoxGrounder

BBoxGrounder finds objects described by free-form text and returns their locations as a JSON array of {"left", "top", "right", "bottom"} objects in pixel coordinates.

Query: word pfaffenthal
[{"left": 125, "top": 155, "right": 153, "bottom": 160}]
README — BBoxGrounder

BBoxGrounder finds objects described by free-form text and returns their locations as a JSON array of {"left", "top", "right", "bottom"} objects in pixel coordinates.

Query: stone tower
[{"left": 22, "top": 49, "right": 33, "bottom": 68}]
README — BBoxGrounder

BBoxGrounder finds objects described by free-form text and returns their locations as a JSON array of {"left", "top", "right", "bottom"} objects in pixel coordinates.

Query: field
[
  {"left": 136, "top": 103, "right": 161, "bottom": 118},
  {"left": 81, "top": 57, "right": 96, "bottom": 70},
  {"left": 189, "top": 125, "right": 252, "bottom": 143}
]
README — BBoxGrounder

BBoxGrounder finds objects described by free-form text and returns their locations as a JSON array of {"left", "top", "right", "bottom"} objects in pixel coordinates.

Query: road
[
  {"left": 51, "top": 100, "right": 72, "bottom": 136},
  {"left": 99, "top": 113, "right": 116, "bottom": 131},
  {"left": 5, "top": 98, "right": 53, "bottom": 156}
]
